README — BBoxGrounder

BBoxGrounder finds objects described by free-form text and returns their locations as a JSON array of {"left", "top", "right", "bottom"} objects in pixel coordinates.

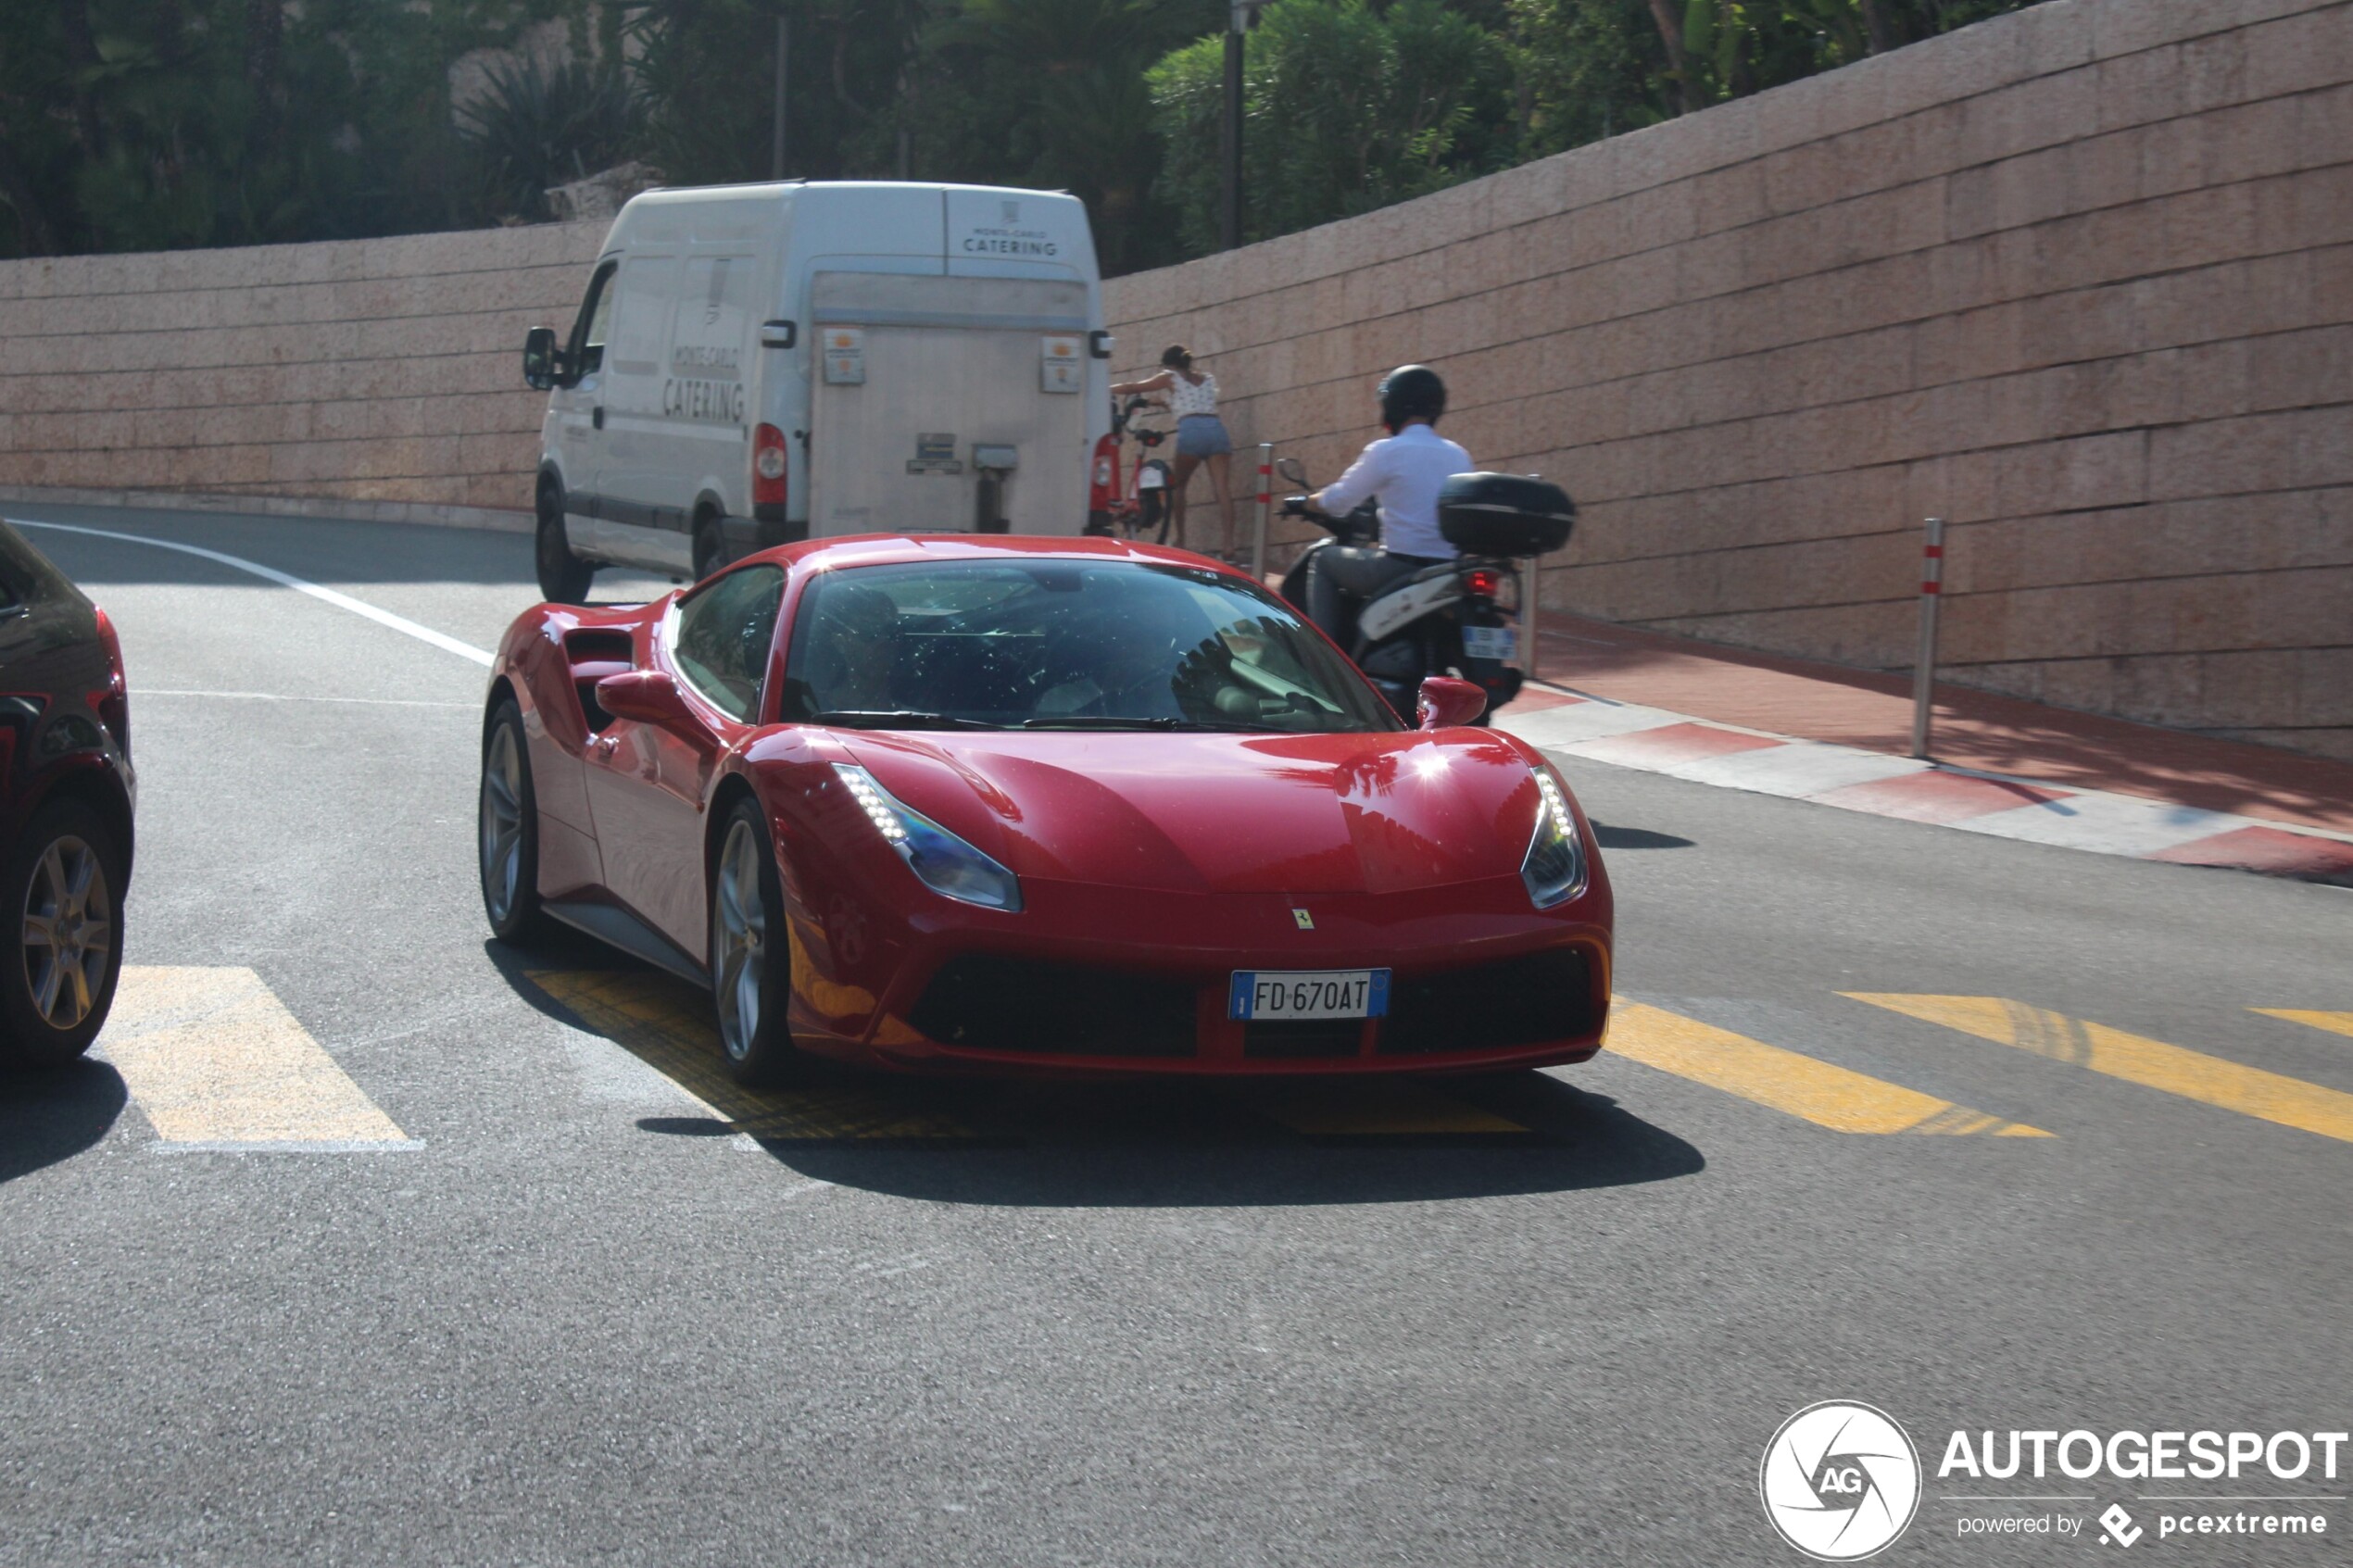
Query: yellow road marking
[
  {"left": 101, "top": 966, "right": 411, "bottom": 1148},
  {"left": 1605, "top": 1000, "right": 2050, "bottom": 1135},
  {"left": 528, "top": 969, "right": 975, "bottom": 1142},
  {"left": 2253, "top": 1009, "right": 2353, "bottom": 1041},
  {"left": 1229, "top": 1078, "right": 1531, "bottom": 1137},
  {"left": 1845, "top": 996, "right": 2353, "bottom": 1144}
]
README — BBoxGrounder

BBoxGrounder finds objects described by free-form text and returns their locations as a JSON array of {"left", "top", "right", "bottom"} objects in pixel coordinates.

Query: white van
[{"left": 521, "top": 181, "right": 1113, "bottom": 600}]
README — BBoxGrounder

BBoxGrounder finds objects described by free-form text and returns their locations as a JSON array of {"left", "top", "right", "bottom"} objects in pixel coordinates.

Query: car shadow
[
  {"left": 1591, "top": 822, "right": 1693, "bottom": 849},
  {"left": 0, "top": 1058, "right": 129, "bottom": 1184},
  {"left": 484, "top": 937, "right": 1705, "bottom": 1209}
]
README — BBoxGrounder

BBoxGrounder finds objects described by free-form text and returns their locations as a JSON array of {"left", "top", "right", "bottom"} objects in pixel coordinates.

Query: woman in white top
[{"left": 1111, "top": 345, "right": 1238, "bottom": 559}]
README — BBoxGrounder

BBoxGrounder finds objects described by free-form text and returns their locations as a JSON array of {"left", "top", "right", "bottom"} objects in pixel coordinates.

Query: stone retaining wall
[{"left": 1106, "top": 0, "right": 2353, "bottom": 759}]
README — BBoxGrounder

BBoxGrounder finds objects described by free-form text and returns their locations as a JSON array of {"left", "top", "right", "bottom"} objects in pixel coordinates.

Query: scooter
[{"left": 1275, "top": 458, "right": 1575, "bottom": 722}]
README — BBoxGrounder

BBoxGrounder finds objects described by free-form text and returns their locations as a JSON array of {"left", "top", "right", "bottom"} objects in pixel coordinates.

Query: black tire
[
  {"left": 536, "top": 481, "right": 595, "bottom": 604},
  {"left": 479, "top": 700, "right": 553, "bottom": 945},
  {"left": 710, "top": 797, "right": 805, "bottom": 1086},
  {"left": 692, "top": 510, "right": 727, "bottom": 582},
  {"left": 0, "top": 798, "right": 125, "bottom": 1070}
]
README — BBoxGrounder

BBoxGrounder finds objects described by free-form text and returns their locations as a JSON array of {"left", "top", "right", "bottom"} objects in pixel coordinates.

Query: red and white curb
[{"left": 1497, "top": 692, "right": 2353, "bottom": 885}]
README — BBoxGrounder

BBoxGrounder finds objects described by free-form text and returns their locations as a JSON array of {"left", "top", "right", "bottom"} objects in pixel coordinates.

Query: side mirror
[
  {"left": 596, "top": 670, "right": 693, "bottom": 728},
  {"left": 523, "top": 326, "right": 559, "bottom": 391},
  {"left": 1276, "top": 456, "right": 1309, "bottom": 486},
  {"left": 1416, "top": 676, "right": 1487, "bottom": 731}
]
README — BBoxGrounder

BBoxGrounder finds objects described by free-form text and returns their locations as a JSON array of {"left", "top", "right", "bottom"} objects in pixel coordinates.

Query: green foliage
[
  {"left": 0, "top": 0, "right": 2051, "bottom": 271},
  {"left": 458, "top": 55, "right": 638, "bottom": 222},
  {"left": 1150, "top": 0, "right": 1512, "bottom": 252},
  {"left": 0, "top": 0, "right": 587, "bottom": 258},
  {"left": 1507, "top": 0, "right": 1671, "bottom": 155}
]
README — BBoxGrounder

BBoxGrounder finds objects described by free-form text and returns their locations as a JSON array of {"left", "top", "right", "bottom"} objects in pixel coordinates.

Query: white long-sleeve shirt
[{"left": 1315, "top": 423, "right": 1472, "bottom": 559}]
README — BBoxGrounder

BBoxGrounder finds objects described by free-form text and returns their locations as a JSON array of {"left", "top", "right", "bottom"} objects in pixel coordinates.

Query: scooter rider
[{"left": 1303, "top": 365, "right": 1472, "bottom": 644}]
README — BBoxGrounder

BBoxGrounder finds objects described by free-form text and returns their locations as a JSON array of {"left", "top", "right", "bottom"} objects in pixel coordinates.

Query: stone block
[
  {"left": 2243, "top": 2, "right": 2353, "bottom": 98},
  {"left": 2149, "top": 409, "right": 2293, "bottom": 500}
]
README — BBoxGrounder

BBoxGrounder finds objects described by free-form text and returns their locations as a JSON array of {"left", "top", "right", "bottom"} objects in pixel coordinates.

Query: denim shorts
[{"left": 1176, "top": 414, "right": 1232, "bottom": 458}]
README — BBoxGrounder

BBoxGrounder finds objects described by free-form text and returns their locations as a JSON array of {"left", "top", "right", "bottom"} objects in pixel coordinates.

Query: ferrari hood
[{"left": 841, "top": 730, "right": 1542, "bottom": 896}]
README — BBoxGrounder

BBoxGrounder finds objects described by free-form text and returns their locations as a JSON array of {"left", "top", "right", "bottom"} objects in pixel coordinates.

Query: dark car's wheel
[
  {"left": 711, "top": 798, "right": 804, "bottom": 1085},
  {"left": 480, "top": 701, "right": 552, "bottom": 945},
  {"left": 536, "top": 481, "right": 594, "bottom": 604},
  {"left": 0, "top": 799, "right": 125, "bottom": 1069}
]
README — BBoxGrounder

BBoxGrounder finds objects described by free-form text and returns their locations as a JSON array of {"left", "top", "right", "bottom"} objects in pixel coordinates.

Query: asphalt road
[{"left": 1, "top": 503, "right": 2347, "bottom": 1567}]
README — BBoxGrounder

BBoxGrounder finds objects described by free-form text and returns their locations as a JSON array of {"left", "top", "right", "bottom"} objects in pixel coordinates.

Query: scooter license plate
[
  {"left": 1463, "top": 624, "right": 1516, "bottom": 661},
  {"left": 1229, "top": 970, "right": 1390, "bottom": 1021}
]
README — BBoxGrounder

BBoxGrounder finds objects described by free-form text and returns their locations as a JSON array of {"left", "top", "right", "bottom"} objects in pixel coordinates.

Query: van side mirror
[{"left": 523, "top": 326, "right": 560, "bottom": 391}]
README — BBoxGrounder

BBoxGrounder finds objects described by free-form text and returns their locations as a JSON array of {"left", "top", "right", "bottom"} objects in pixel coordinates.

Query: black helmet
[{"left": 1378, "top": 364, "right": 1446, "bottom": 433}]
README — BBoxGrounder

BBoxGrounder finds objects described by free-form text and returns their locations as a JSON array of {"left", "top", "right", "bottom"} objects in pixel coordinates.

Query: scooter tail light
[
  {"left": 752, "top": 423, "right": 788, "bottom": 506},
  {"left": 1465, "top": 568, "right": 1502, "bottom": 599}
]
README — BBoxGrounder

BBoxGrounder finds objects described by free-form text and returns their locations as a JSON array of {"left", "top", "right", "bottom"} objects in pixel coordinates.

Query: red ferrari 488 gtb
[{"left": 481, "top": 535, "right": 1611, "bottom": 1082}]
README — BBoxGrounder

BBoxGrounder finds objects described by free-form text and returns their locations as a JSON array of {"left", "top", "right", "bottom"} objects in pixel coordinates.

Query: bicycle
[{"left": 1086, "top": 395, "right": 1174, "bottom": 543}]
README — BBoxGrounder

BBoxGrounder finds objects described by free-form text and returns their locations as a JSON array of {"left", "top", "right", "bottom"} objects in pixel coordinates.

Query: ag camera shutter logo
[{"left": 1760, "top": 1400, "right": 1922, "bottom": 1561}]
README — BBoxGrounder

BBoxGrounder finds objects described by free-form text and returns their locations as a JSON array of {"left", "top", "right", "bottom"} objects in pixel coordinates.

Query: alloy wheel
[
  {"left": 713, "top": 817, "right": 768, "bottom": 1062},
  {"left": 481, "top": 722, "right": 525, "bottom": 925},
  {"left": 21, "top": 834, "right": 112, "bottom": 1032}
]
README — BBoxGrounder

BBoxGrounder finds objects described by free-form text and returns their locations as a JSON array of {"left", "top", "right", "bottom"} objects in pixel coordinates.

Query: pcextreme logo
[{"left": 1760, "top": 1401, "right": 1924, "bottom": 1561}]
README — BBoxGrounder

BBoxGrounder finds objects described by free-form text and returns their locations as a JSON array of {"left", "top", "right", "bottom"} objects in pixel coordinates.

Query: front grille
[
  {"left": 910, "top": 954, "right": 1196, "bottom": 1057},
  {"left": 1243, "top": 1019, "right": 1365, "bottom": 1059},
  {"left": 1378, "top": 947, "right": 1595, "bottom": 1055}
]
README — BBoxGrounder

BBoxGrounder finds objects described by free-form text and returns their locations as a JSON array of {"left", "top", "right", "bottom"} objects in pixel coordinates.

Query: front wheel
[
  {"left": 480, "top": 701, "right": 552, "bottom": 944},
  {"left": 536, "top": 483, "right": 595, "bottom": 604},
  {"left": 0, "top": 799, "right": 125, "bottom": 1070},
  {"left": 711, "top": 800, "right": 805, "bottom": 1085}
]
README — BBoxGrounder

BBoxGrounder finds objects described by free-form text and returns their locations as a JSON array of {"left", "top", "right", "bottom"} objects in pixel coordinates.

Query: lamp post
[{"left": 1222, "top": 2, "right": 1267, "bottom": 251}]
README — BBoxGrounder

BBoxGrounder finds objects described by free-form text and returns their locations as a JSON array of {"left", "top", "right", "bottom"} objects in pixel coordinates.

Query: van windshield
[{"left": 779, "top": 560, "right": 1402, "bottom": 734}]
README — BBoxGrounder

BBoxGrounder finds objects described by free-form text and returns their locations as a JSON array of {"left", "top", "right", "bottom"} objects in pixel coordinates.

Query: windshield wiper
[
  {"left": 807, "top": 709, "right": 1004, "bottom": 731},
  {"left": 1018, "top": 715, "right": 1209, "bottom": 731}
]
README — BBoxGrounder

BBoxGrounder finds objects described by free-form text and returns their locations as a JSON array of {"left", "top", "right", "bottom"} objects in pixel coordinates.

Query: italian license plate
[
  {"left": 1229, "top": 969, "right": 1390, "bottom": 1021},
  {"left": 1462, "top": 623, "right": 1516, "bottom": 661}
]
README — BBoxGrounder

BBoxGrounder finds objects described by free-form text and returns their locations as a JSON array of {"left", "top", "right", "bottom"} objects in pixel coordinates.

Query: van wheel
[
  {"left": 693, "top": 512, "right": 726, "bottom": 581},
  {"left": 536, "top": 483, "right": 594, "bottom": 604}
]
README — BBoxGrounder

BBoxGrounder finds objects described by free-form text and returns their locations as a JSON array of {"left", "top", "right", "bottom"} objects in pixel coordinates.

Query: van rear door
[{"left": 804, "top": 271, "right": 1089, "bottom": 537}]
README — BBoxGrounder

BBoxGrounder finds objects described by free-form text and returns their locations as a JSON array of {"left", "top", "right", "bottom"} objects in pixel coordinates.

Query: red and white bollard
[{"left": 1910, "top": 516, "right": 1945, "bottom": 759}]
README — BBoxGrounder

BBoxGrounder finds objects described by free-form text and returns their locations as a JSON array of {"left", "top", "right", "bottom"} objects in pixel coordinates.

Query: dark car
[{"left": 0, "top": 521, "right": 134, "bottom": 1069}]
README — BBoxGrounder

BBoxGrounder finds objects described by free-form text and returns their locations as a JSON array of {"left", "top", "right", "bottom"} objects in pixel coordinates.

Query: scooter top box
[{"left": 1438, "top": 472, "right": 1576, "bottom": 557}]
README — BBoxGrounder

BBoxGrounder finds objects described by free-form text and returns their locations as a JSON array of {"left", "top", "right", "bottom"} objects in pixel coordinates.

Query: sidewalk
[{"left": 1501, "top": 615, "right": 2353, "bottom": 886}]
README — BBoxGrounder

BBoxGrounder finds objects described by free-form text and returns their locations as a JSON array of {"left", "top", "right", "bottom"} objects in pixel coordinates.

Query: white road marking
[
  {"left": 7, "top": 518, "right": 496, "bottom": 667},
  {"left": 1664, "top": 740, "right": 1927, "bottom": 796},
  {"left": 1955, "top": 793, "right": 2246, "bottom": 855},
  {"left": 1505, "top": 697, "right": 1690, "bottom": 748},
  {"left": 139, "top": 688, "right": 476, "bottom": 709}
]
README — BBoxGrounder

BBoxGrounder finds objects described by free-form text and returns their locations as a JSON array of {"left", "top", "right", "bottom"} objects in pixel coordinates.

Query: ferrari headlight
[
  {"left": 1521, "top": 765, "right": 1587, "bottom": 909},
  {"left": 834, "top": 764, "right": 1022, "bottom": 912}
]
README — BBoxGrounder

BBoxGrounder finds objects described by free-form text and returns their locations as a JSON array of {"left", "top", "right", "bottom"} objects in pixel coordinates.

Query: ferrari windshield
[{"left": 779, "top": 558, "right": 1402, "bottom": 733}]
